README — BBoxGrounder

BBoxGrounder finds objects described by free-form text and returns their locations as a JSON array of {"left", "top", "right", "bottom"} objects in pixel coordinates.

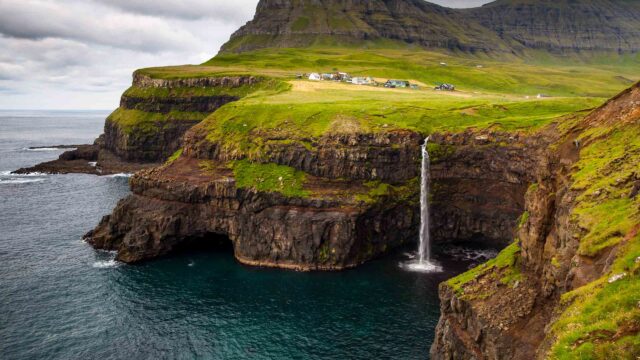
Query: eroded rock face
[
  {"left": 185, "top": 128, "right": 423, "bottom": 183},
  {"left": 430, "top": 83, "right": 640, "bottom": 359},
  {"left": 101, "top": 74, "right": 260, "bottom": 163},
  {"left": 103, "top": 117, "right": 202, "bottom": 163},
  {"left": 86, "top": 126, "right": 547, "bottom": 269},
  {"left": 86, "top": 157, "right": 418, "bottom": 270},
  {"left": 429, "top": 131, "right": 549, "bottom": 247}
]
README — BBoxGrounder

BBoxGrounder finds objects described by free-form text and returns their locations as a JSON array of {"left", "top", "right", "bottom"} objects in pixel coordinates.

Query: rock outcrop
[
  {"left": 85, "top": 115, "right": 550, "bottom": 270},
  {"left": 430, "top": 82, "right": 640, "bottom": 359},
  {"left": 85, "top": 138, "right": 422, "bottom": 270},
  {"left": 21, "top": 74, "right": 264, "bottom": 174}
]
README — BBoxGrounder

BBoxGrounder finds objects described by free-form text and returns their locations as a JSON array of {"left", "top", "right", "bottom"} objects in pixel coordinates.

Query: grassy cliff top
[
  {"left": 137, "top": 48, "right": 639, "bottom": 97},
  {"left": 131, "top": 47, "right": 638, "bottom": 156}
]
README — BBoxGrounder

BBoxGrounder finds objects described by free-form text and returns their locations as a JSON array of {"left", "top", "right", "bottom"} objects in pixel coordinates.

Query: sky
[{"left": 0, "top": 0, "right": 491, "bottom": 110}]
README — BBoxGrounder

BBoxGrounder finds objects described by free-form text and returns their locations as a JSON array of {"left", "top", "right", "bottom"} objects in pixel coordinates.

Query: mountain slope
[
  {"left": 467, "top": 0, "right": 640, "bottom": 53},
  {"left": 221, "top": 0, "right": 640, "bottom": 55},
  {"left": 220, "top": 0, "right": 511, "bottom": 53}
]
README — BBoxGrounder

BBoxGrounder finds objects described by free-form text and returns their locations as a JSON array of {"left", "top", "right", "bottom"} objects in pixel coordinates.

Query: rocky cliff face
[
  {"left": 467, "top": 0, "right": 640, "bottom": 53},
  {"left": 102, "top": 74, "right": 260, "bottom": 163},
  {"left": 86, "top": 113, "right": 548, "bottom": 270},
  {"left": 86, "top": 130, "right": 424, "bottom": 270},
  {"left": 222, "top": 0, "right": 508, "bottom": 53},
  {"left": 431, "top": 82, "right": 640, "bottom": 359},
  {"left": 221, "top": 0, "right": 640, "bottom": 54},
  {"left": 429, "top": 130, "right": 550, "bottom": 247}
]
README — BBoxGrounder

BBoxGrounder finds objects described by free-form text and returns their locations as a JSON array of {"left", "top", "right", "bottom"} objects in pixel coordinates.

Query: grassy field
[
  {"left": 139, "top": 48, "right": 639, "bottom": 98},
  {"left": 130, "top": 47, "right": 640, "bottom": 156},
  {"left": 199, "top": 78, "right": 602, "bottom": 157}
]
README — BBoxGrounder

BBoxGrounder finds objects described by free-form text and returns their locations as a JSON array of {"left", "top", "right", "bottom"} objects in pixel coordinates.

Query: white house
[
  {"left": 351, "top": 77, "right": 371, "bottom": 85},
  {"left": 308, "top": 73, "right": 321, "bottom": 81}
]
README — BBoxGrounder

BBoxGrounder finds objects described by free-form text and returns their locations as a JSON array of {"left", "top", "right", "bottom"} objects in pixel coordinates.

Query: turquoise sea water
[{"left": 0, "top": 111, "right": 492, "bottom": 359}]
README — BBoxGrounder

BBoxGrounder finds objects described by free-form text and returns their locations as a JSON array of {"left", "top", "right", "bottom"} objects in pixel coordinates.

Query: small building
[
  {"left": 352, "top": 77, "right": 372, "bottom": 85},
  {"left": 308, "top": 73, "right": 321, "bottom": 81},
  {"left": 385, "top": 80, "right": 410, "bottom": 88}
]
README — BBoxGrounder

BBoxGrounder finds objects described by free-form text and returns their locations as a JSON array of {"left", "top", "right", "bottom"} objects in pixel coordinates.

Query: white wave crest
[
  {"left": 92, "top": 259, "right": 120, "bottom": 269},
  {"left": 0, "top": 171, "right": 46, "bottom": 177},
  {"left": 108, "top": 173, "right": 132, "bottom": 178},
  {"left": 22, "top": 147, "right": 73, "bottom": 152},
  {"left": 0, "top": 178, "right": 46, "bottom": 184}
]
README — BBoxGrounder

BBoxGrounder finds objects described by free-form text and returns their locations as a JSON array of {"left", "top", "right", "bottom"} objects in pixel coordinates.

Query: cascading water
[
  {"left": 418, "top": 139, "right": 431, "bottom": 263},
  {"left": 402, "top": 137, "right": 442, "bottom": 272}
]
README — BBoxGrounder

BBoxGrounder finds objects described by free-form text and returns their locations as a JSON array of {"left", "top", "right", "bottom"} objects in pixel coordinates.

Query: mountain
[
  {"left": 220, "top": 0, "right": 511, "bottom": 53},
  {"left": 221, "top": 0, "right": 640, "bottom": 55},
  {"left": 467, "top": 0, "right": 640, "bottom": 53}
]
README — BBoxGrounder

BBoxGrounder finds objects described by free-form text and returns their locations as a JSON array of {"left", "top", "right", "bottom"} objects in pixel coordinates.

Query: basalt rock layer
[
  {"left": 431, "top": 82, "right": 640, "bottom": 359},
  {"left": 103, "top": 74, "right": 261, "bottom": 163},
  {"left": 86, "top": 117, "right": 548, "bottom": 270}
]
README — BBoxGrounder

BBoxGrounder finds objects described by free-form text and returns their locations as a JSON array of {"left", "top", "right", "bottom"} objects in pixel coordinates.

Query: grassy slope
[
  {"left": 135, "top": 47, "right": 637, "bottom": 199},
  {"left": 548, "top": 119, "right": 640, "bottom": 359}
]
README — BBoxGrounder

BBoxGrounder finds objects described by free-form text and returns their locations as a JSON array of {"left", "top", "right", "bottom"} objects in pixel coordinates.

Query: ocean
[{"left": 0, "top": 110, "right": 490, "bottom": 359}]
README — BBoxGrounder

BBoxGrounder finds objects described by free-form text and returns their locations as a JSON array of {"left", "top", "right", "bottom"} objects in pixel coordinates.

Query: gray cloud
[
  {"left": 0, "top": 0, "right": 201, "bottom": 52},
  {"left": 96, "top": 0, "right": 258, "bottom": 21}
]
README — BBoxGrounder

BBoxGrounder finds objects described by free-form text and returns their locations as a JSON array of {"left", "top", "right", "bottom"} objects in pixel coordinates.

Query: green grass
[
  {"left": 122, "top": 78, "right": 290, "bottom": 99},
  {"left": 124, "top": 47, "right": 638, "bottom": 153},
  {"left": 548, "top": 234, "right": 640, "bottom": 360},
  {"left": 166, "top": 149, "right": 183, "bottom": 165},
  {"left": 355, "top": 179, "right": 419, "bottom": 205},
  {"left": 200, "top": 85, "right": 602, "bottom": 159},
  {"left": 107, "top": 108, "right": 210, "bottom": 134},
  {"left": 570, "top": 125, "right": 640, "bottom": 256},
  {"left": 231, "top": 159, "right": 310, "bottom": 198},
  {"left": 446, "top": 240, "right": 522, "bottom": 297},
  {"left": 205, "top": 48, "right": 638, "bottom": 97}
]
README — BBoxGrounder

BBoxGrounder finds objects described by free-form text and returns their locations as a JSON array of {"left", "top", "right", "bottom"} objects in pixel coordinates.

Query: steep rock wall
[
  {"left": 86, "top": 125, "right": 544, "bottom": 269},
  {"left": 102, "top": 74, "right": 260, "bottom": 163},
  {"left": 431, "top": 82, "right": 640, "bottom": 359}
]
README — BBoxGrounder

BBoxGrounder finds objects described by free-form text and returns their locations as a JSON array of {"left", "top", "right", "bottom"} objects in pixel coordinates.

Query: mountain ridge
[{"left": 220, "top": 0, "right": 640, "bottom": 55}]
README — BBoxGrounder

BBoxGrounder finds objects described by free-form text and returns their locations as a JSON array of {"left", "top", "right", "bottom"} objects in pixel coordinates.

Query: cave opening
[{"left": 171, "top": 232, "right": 234, "bottom": 255}]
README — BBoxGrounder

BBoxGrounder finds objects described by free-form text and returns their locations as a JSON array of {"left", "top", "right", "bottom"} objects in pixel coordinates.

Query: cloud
[
  {"left": 96, "top": 0, "right": 258, "bottom": 21},
  {"left": 0, "top": 0, "right": 202, "bottom": 52}
]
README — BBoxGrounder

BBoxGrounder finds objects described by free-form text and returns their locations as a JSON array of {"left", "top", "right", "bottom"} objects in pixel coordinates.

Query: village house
[
  {"left": 352, "top": 77, "right": 373, "bottom": 85},
  {"left": 308, "top": 73, "right": 321, "bottom": 81}
]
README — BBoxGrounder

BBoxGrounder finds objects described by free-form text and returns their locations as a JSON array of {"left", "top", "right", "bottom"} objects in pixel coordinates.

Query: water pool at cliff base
[{"left": 0, "top": 111, "right": 492, "bottom": 359}]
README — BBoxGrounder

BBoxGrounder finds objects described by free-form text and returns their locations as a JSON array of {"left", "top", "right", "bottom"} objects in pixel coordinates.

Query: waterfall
[
  {"left": 418, "top": 138, "right": 431, "bottom": 263},
  {"left": 401, "top": 137, "right": 441, "bottom": 272}
]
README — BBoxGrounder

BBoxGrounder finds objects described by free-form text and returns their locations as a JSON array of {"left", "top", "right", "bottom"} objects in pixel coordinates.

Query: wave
[
  {"left": 92, "top": 259, "right": 121, "bottom": 269},
  {"left": 0, "top": 178, "right": 46, "bottom": 184},
  {"left": 108, "top": 173, "right": 132, "bottom": 178},
  {"left": 22, "top": 147, "right": 70, "bottom": 152},
  {"left": 0, "top": 171, "right": 46, "bottom": 177},
  {"left": 441, "top": 247, "right": 498, "bottom": 262}
]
